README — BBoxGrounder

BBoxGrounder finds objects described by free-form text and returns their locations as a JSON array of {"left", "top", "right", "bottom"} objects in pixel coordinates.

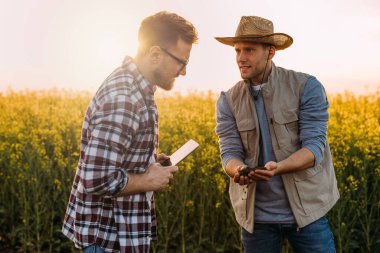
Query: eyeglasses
[{"left": 160, "top": 47, "right": 189, "bottom": 71}]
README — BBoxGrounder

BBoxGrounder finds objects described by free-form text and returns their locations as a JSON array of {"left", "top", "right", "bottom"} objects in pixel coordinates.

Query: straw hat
[{"left": 215, "top": 16, "right": 293, "bottom": 50}]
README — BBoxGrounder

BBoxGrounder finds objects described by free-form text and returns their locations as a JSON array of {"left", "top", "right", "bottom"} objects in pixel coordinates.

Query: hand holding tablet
[{"left": 162, "top": 139, "right": 199, "bottom": 166}]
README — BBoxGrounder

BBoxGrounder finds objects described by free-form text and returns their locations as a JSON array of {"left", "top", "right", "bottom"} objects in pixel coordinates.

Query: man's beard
[
  {"left": 241, "top": 60, "right": 268, "bottom": 84},
  {"left": 153, "top": 68, "right": 175, "bottom": 91}
]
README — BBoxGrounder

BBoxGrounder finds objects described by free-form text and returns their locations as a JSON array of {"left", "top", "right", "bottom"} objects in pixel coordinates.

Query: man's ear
[
  {"left": 148, "top": 46, "right": 162, "bottom": 64},
  {"left": 268, "top": 46, "right": 276, "bottom": 60}
]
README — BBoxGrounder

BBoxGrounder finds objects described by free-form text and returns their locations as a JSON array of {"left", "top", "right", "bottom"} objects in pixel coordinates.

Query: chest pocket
[
  {"left": 272, "top": 109, "right": 300, "bottom": 149},
  {"left": 236, "top": 120, "right": 257, "bottom": 159}
]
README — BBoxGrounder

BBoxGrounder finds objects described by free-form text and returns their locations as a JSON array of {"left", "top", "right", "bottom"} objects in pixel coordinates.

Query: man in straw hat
[{"left": 215, "top": 16, "right": 339, "bottom": 252}]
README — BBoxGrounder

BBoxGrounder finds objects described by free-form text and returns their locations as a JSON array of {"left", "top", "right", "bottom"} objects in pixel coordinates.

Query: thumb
[
  {"left": 264, "top": 161, "right": 277, "bottom": 171},
  {"left": 167, "top": 165, "right": 179, "bottom": 173},
  {"left": 159, "top": 153, "right": 170, "bottom": 159}
]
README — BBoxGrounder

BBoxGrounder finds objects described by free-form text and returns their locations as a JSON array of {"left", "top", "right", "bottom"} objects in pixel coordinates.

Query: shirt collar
[{"left": 122, "top": 56, "right": 157, "bottom": 96}]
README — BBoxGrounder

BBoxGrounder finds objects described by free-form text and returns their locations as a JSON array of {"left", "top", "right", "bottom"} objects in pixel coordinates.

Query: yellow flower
[{"left": 185, "top": 200, "right": 194, "bottom": 208}]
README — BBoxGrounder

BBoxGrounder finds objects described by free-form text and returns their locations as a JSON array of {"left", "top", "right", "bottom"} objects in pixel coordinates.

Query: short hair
[{"left": 138, "top": 11, "right": 198, "bottom": 53}]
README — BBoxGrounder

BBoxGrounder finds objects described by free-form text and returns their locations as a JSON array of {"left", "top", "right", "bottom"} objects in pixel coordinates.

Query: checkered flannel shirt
[{"left": 62, "top": 56, "right": 159, "bottom": 252}]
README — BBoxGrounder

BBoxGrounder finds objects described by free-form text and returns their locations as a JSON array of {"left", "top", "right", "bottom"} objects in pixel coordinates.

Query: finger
[
  {"left": 239, "top": 176, "right": 247, "bottom": 185},
  {"left": 168, "top": 166, "right": 179, "bottom": 173},
  {"left": 254, "top": 169, "right": 270, "bottom": 176},
  {"left": 264, "top": 161, "right": 276, "bottom": 170},
  {"left": 237, "top": 165, "right": 247, "bottom": 173},
  {"left": 160, "top": 158, "right": 172, "bottom": 166},
  {"left": 150, "top": 162, "right": 162, "bottom": 168},
  {"left": 252, "top": 173, "right": 270, "bottom": 181},
  {"left": 247, "top": 171, "right": 256, "bottom": 178},
  {"left": 158, "top": 152, "right": 169, "bottom": 158},
  {"left": 246, "top": 174, "right": 255, "bottom": 183},
  {"left": 255, "top": 167, "right": 267, "bottom": 172}
]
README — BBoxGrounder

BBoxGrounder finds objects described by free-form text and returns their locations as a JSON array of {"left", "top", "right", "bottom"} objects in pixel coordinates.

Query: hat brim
[{"left": 215, "top": 33, "right": 293, "bottom": 50}]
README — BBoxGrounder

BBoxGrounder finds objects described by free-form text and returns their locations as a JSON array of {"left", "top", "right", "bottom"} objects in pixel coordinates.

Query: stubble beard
[
  {"left": 153, "top": 68, "right": 175, "bottom": 91},
  {"left": 241, "top": 60, "right": 268, "bottom": 84},
  {"left": 159, "top": 80, "right": 175, "bottom": 91},
  {"left": 241, "top": 68, "right": 263, "bottom": 83}
]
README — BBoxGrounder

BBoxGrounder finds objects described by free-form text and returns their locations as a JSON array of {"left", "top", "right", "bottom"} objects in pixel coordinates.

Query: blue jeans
[
  {"left": 242, "top": 216, "right": 336, "bottom": 253},
  {"left": 82, "top": 245, "right": 106, "bottom": 253}
]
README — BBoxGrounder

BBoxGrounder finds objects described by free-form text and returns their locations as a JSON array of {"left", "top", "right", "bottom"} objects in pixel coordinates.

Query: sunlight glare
[{"left": 96, "top": 37, "right": 126, "bottom": 63}]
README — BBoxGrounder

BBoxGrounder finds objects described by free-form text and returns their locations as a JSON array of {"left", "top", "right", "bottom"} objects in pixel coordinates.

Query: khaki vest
[{"left": 224, "top": 64, "right": 340, "bottom": 233}]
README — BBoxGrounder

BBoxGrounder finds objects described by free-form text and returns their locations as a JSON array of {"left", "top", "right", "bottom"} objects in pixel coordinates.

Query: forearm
[
  {"left": 275, "top": 147, "right": 315, "bottom": 175},
  {"left": 117, "top": 173, "right": 149, "bottom": 196},
  {"left": 216, "top": 93, "right": 246, "bottom": 173},
  {"left": 116, "top": 163, "right": 178, "bottom": 196}
]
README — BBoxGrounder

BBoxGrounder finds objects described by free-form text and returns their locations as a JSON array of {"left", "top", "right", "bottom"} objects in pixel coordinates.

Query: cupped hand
[
  {"left": 250, "top": 161, "right": 277, "bottom": 181},
  {"left": 233, "top": 165, "right": 254, "bottom": 185}
]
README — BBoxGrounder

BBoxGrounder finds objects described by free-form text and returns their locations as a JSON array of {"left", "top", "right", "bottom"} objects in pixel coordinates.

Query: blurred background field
[{"left": 0, "top": 89, "right": 379, "bottom": 253}]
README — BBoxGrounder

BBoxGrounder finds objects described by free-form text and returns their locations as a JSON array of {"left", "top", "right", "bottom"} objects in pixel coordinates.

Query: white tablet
[{"left": 170, "top": 139, "right": 199, "bottom": 165}]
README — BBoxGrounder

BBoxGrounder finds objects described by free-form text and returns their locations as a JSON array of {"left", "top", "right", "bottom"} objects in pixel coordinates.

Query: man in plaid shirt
[{"left": 62, "top": 11, "right": 198, "bottom": 253}]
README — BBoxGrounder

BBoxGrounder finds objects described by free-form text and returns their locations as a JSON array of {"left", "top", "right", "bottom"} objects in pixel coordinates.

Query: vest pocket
[
  {"left": 237, "top": 126, "right": 257, "bottom": 155},
  {"left": 229, "top": 180, "right": 247, "bottom": 220},
  {"left": 293, "top": 165, "right": 330, "bottom": 214},
  {"left": 272, "top": 109, "right": 299, "bottom": 149}
]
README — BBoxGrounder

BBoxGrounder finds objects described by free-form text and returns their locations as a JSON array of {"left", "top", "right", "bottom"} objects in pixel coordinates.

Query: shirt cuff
[
  {"left": 303, "top": 144, "right": 323, "bottom": 166},
  {"left": 222, "top": 154, "right": 244, "bottom": 168}
]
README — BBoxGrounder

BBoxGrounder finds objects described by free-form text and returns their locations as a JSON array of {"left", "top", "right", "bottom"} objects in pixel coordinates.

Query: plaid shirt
[{"left": 62, "top": 56, "right": 159, "bottom": 253}]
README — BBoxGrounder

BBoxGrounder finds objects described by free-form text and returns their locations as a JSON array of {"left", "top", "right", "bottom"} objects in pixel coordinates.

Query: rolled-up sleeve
[
  {"left": 80, "top": 94, "right": 139, "bottom": 196},
  {"left": 299, "top": 77, "right": 329, "bottom": 165},
  {"left": 215, "top": 92, "right": 245, "bottom": 168}
]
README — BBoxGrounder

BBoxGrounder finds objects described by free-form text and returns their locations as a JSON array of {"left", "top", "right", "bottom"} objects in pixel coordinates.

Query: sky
[{"left": 1, "top": 0, "right": 379, "bottom": 96}]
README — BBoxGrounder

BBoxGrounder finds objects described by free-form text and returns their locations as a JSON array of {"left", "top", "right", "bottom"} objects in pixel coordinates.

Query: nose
[{"left": 237, "top": 52, "right": 245, "bottom": 62}]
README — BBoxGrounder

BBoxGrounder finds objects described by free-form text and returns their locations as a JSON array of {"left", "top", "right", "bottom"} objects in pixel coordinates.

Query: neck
[
  {"left": 134, "top": 54, "right": 155, "bottom": 86},
  {"left": 251, "top": 60, "right": 272, "bottom": 86}
]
